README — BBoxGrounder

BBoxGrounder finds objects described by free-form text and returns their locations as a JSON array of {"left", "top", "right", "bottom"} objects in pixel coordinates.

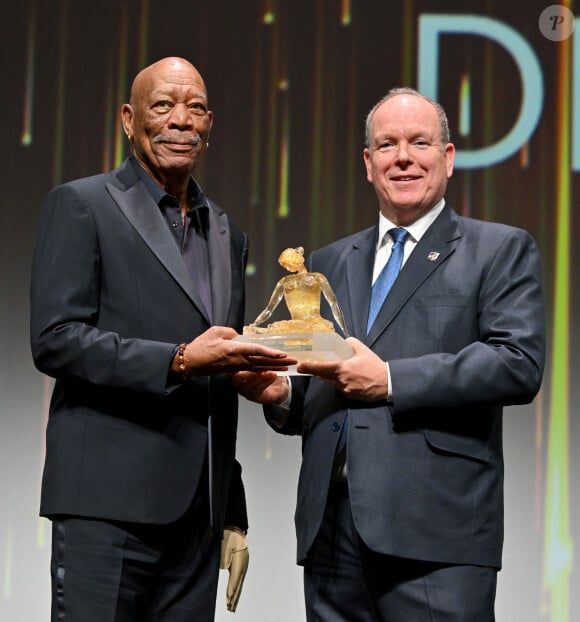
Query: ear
[
  {"left": 121, "top": 103, "right": 134, "bottom": 141},
  {"left": 363, "top": 148, "right": 373, "bottom": 183},
  {"left": 444, "top": 143, "right": 455, "bottom": 179},
  {"left": 203, "top": 111, "right": 213, "bottom": 150}
]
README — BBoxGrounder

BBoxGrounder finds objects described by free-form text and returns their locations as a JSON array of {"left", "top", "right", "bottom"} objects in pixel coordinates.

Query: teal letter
[{"left": 418, "top": 14, "right": 544, "bottom": 169}]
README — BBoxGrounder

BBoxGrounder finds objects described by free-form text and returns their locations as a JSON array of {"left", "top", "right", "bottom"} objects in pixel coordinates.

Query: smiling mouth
[
  {"left": 161, "top": 142, "right": 195, "bottom": 149},
  {"left": 153, "top": 134, "right": 202, "bottom": 148}
]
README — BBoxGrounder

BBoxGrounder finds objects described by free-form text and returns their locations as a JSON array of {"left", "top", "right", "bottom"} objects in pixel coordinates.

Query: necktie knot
[
  {"left": 389, "top": 227, "right": 408, "bottom": 246},
  {"left": 366, "top": 227, "right": 408, "bottom": 333}
]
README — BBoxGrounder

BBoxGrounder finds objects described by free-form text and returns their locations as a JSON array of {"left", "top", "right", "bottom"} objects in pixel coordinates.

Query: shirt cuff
[
  {"left": 386, "top": 362, "right": 393, "bottom": 401},
  {"left": 265, "top": 378, "right": 292, "bottom": 428},
  {"left": 276, "top": 376, "right": 292, "bottom": 409}
]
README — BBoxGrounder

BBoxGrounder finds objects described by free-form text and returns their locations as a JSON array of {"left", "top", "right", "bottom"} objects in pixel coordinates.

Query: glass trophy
[{"left": 235, "top": 247, "right": 353, "bottom": 374}]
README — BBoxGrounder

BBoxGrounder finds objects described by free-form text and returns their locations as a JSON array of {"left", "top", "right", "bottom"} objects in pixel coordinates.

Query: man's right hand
[
  {"left": 230, "top": 371, "right": 290, "bottom": 405},
  {"left": 172, "top": 326, "right": 296, "bottom": 377}
]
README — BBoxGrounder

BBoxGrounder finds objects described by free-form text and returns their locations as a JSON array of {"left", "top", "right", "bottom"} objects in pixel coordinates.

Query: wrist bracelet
[{"left": 177, "top": 343, "right": 187, "bottom": 381}]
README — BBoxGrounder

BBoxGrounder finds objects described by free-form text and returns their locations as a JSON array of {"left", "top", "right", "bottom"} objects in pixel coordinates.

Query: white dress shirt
[{"left": 374, "top": 199, "right": 446, "bottom": 400}]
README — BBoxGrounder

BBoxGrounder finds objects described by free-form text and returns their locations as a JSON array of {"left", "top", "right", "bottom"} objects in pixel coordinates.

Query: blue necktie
[
  {"left": 336, "top": 228, "right": 408, "bottom": 458},
  {"left": 366, "top": 227, "right": 408, "bottom": 334}
]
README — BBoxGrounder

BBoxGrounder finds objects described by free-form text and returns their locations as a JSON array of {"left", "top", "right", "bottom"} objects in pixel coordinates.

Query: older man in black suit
[
  {"left": 30, "top": 57, "right": 294, "bottom": 621},
  {"left": 235, "top": 88, "right": 545, "bottom": 621}
]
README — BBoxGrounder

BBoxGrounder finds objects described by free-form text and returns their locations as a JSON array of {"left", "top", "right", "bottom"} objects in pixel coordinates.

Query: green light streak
[
  {"left": 21, "top": 2, "right": 36, "bottom": 147},
  {"left": 277, "top": 87, "right": 290, "bottom": 219},
  {"left": 101, "top": 60, "right": 115, "bottom": 173},
  {"left": 263, "top": 17, "right": 282, "bottom": 290},
  {"left": 459, "top": 74, "right": 470, "bottom": 137},
  {"left": 309, "top": 0, "right": 325, "bottom": 249},
  {"left": 543, "top": 26, "right": 573, "bottom": 622},
  {"left": 52, "top": 0, "right": 69, "bottom": 186},
  {"left": 250, "top": 23, "right": 264, "bottom": 218},
  {"left": 340, "top": 0, "right": 351, "bottom": 25},
  {"left": 114, "top": 5, "right": 129, "bottom": 168},
  {"left": 345, "top": 30, "right": 357, "bottom": 234}
]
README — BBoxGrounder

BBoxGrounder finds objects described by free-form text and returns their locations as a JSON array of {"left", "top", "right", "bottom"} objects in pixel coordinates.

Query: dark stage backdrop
[{"left": 0, "top": 1, "right": 578, "bottom": 620}]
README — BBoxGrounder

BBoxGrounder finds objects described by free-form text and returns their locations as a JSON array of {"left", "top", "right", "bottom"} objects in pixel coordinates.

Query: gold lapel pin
[{"left": 427, "top": 251, "right": 440, "bottom": 262}]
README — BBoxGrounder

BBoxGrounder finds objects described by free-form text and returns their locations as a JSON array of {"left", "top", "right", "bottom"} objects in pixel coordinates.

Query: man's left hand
[
  {"left": 297, "top": 337, "right": 389, "bottom": 401},
  {"left": 220, "top": 527, "right": 249, "bottom": 612}
]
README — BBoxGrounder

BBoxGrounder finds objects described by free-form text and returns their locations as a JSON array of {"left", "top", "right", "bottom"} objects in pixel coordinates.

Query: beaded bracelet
[{"left": 177, "top": 343, "right": 187, "bottom": 381}]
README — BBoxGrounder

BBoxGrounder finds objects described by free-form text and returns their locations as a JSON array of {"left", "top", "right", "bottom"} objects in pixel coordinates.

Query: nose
[
  {"left": 395, "top": 141, "right": 412, "bottom": 165},
  {"left": 168, "top": 103, "right": 194, "bottom": 129}
]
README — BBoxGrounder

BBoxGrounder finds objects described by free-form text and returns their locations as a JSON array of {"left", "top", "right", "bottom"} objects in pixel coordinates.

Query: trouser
[
  {"left": 50, "top": 482, "right": 219, "bottom": 621},
  {"left": 304, "top": 482, "right": 497, "bottom": 622}
]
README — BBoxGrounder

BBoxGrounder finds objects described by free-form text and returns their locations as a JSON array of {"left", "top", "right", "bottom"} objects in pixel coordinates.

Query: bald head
[
  {"left": 129, "top": 57, "right": 208, "bottom": 107},
  {"left": 121, "top": 57, "right": 213, "bottom": 194},
  {"left": 365, "top": 87, "right": 450, "bottom": 148}
]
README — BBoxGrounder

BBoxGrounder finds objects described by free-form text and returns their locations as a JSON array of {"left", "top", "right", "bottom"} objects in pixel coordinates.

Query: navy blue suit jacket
[
  {"left": 271, "top": 204, "right": 545, "bottom": 568},
  {"left": 30, "top": 158, "right": 248, "bottom": 530}
]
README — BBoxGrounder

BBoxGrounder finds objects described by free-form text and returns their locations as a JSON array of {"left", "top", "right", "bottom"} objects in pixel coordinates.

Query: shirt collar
[
  {"left": 376, "top": 198, "right": 446, "bottom": 250},
  {"left": 129, "top": 156, "right": 208, "bottom": 210}
]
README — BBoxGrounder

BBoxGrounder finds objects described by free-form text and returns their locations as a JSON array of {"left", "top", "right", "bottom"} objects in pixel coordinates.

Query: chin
[{"left": 162, "top": 158, "right": 197, "bottom": 173}]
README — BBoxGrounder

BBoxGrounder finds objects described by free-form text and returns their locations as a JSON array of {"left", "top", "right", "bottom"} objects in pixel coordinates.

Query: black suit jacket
[
  {"left": 30, "top": 158, "right": 248, "bottom": 530},
  {"left": 271, "top": 204, "right": 545, "bottom": 568}
]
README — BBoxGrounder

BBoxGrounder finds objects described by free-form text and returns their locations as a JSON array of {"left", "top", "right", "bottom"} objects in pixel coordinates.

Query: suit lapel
[
  {"left": 344, "top": 228, "right": 377, "bottom": 339},
  {"left": 366, "top": 206, "right": 461, "bottom": 346},
  {"left": 207, "top": 200, "right": 231, "bottom": 326},
  {"left": 106, "top": 178, "right": 211, "bottom": 320}
]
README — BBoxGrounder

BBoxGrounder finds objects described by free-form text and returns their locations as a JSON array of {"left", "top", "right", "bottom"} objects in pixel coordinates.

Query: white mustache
[{"left": 153, "top": 133, "right": 202, "bottom": 146}]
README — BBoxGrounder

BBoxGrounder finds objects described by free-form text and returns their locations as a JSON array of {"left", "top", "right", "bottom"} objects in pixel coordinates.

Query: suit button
[{"left": 332, "top": 421, "right": 340, "bottom": 432}]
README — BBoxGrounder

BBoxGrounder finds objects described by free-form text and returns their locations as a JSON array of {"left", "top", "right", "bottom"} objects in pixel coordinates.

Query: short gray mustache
[{"left": 153, "top": 134, "right": 202, "bottom": 146}]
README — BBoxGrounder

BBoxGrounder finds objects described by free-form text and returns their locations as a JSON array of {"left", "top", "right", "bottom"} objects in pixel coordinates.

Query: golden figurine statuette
[
  {"left": 244, "top": 247, "right": 349, "bottom": 337},
  {"left": 237, "top": 247, "right": 353, "bottom": 374}
]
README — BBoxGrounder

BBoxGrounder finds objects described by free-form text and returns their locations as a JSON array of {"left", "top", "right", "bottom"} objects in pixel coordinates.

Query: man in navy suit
[
  {"left": 235, "top": 88, "right": 545, "bottom": 620},
  {"left": 30, "top": 57, "right": 294, "bottom": 621}
]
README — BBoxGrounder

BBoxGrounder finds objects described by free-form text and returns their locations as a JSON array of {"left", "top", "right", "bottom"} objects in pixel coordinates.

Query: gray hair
[{"left": 364, "top": 87, "right": 451, "bottom": 148}]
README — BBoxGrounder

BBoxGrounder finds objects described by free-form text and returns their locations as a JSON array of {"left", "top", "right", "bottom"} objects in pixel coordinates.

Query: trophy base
[{"left": 234, "top": 332, "right": 354, "bottom": 375}]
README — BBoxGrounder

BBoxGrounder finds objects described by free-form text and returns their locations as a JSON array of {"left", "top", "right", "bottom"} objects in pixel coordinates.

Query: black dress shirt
[{"left": 130, "top": 157, "right": 213, "bottom": 320}]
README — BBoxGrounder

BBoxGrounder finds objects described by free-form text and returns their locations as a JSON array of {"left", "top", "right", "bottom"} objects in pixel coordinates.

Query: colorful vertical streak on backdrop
[
  {"left": 21, "top": 1, "right": 35, "bottom": 147},
  {"left": 542, "top": 2, "right": 574, "bottom": 619}
]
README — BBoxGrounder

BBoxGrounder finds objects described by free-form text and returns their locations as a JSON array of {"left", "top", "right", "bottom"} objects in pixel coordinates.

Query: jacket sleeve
[
  {"left": 224, "top": 459, "right": 249, "bottom": 532},
  {"left": 389, "top": 228, "right": 545, "bottom": 412},
  {"left": 263, "top": 376, "right": 310, "bottom": 436},
  {"left": 30, "top": 183, "right": 176, "bottom": 395}
]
